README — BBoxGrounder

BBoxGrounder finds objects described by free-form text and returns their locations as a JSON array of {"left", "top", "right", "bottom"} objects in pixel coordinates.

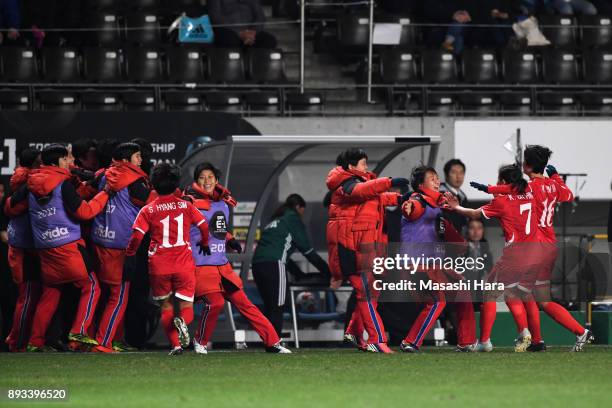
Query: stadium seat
[
  {"left": 499, "top": 92, "right": 533, "bottom": 116},
  {"left": 286, "top": 92, "right": 324, "bottom": 116},
  {"left": 121, "top": 90, "right": 156, "bottom": 111},
  {"left": 38, "top": 90, "right": 80, "bottom": 111},
  {"left": 337, "top": 13, "right": 370, "bottom": 53},
  {"left": 583, "top": 48, "right": 612, "bottom": 83},
  {"left": 377, "top": 14, "right": 418, "bottom": 46},
  {"left": 80, "top": 91, "right": 122, "bottom": 111},
  {"left": 207, "top": 48, "right": 245, "bottom": 83},
  {"left": 166, "top": 47, "right": 206, "bottom": 83},
  {"left": 83, "top": 47, "right": 123, "bottom": 82},
  {"left": 458, "top": 92, "right": 498, "bottom": 116},
  {"left": 0, "top": 89, "right": 30, "bottom": 111},
  {"left": 579, "top": 15, "right": 612, "bottom": 47},
  {"left": 41, "top": 47, "right": 81, "bottom": 82},
  {"left": 86, "top": 13, "right": 122, "bottom": 45},
  {"left": 125, "top": 12, "right": 161, "bottom": 44},
  {"left": 542, "top": 49, "right": 579, "bottom": 83},
  {"left": 204, "top": 92, "right": 243, "bottom": 113},
  {"left": 461, "top": 49, "right": 499, "bottom": 83},
  {"left": 540, "top": 15, "right": 577, "bottom": 47},
  {"left": 379, "top": 48, "right": 418, "bottom": 83},
  {"left": 248, "top": 49, "right": 287, "bottom": 83},
  {"left": 421, "top": 50, "right": 457, "bottom": 83},
  {"left": 89, "top": 0, "right": 122, "bottom": 10},
  {"left": 580, "top": 92, "right": 612, "bottom": 115},
  {"left": 425, "top": 93, "right": 456, "bottom": 115},
  {"left": 163, "top": 91, "right": 205, "bottom": 111},
  {"left": 125, "top": 47, "right": 164, "bottom": 82},
  {"left": 245, "top": 92, "right": 281, "bottom": 116},
  {"left": 0, "top": 47, "right": 39, "bottom": 82},
  {"left": 502, "top": 49, "right": 539, "bottom": 83},
  {"left": 538, "top": 92, "right": 579, "bottom": 116},
  {"left": 128, "top": 0, "right": 159, "bottom": 10}
]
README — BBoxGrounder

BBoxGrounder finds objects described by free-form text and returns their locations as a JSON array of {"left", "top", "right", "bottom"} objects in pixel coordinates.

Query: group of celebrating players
[
  {"left": 1, "top": 139, "right": 594, "bottom": 355},
  {"left": 329, "top": 146, "right": 594, "bottom": 353},
  {"left": 3, "top": 141, "right": 290, "bottom": 355}
]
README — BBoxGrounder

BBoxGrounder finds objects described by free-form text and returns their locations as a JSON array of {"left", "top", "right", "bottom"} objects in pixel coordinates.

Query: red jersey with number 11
[
  {"left": 132, "top": 194, "right": 208, "bottom": 275},
  {"left": 480, "top": 187, "right": 540, "bottom": 243},
  {"left": 529, "top": 175, "right": 574, "bottom": 244}
]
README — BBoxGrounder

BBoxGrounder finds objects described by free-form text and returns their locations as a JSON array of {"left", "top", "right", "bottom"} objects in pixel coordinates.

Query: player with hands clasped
[
  {"left": 126, "top": 163, "right": 210, "bottom": 356},
  {"left": 184, "top": 163, "right": 290, "bottom": 354}
]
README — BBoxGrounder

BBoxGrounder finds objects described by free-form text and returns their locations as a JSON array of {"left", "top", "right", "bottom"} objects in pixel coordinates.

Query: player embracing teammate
[
  {"left": 89, "top": 143, "right": 152, "bottom": 353},
  {"left": 326, "top": 148, "right": 407, "bottom": 353},
  {"left": 473, "top": 145, "right": 594, "bottom": 352}
]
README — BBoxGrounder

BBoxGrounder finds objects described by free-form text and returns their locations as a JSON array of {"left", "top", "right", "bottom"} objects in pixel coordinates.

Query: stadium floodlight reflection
[{"left": 180, "top": 135, "right": 440, "bottom": 346}]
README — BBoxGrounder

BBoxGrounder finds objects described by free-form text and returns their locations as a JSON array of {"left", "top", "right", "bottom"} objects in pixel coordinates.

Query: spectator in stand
[
  {"left": 208, "top": 0, "right": 277, "bottom": 49},
  {"left": 439, "top": 159, "right": 469, "bottom": 235},
  {"left": 22, "top": 0, "right": 83, "bottom": 46},
  {"left": 0, "top": 0, "right": 20, "bottom": 45},
  {"left": 422, "top": 1, "right": 473, "bottom": 54}
]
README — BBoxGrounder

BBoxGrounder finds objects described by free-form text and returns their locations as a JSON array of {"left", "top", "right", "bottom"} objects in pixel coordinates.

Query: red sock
[
  {"left": 160, "top": 307, "right": 180, "bottom": 348},
  {"left": 479, "top": 302, "right": 496, "bottom": 342},
  {"left": 506, "top": 300, "right": 528, "bottom": 333},
  {"left": 179, "top": 306, "right": 194, "bottom": 326},
  {"left": 524, "top": 300, "right": 542, "bottom": 343},
  {"left": 542, "top": 302, "right": 584, "bottom": 335}
]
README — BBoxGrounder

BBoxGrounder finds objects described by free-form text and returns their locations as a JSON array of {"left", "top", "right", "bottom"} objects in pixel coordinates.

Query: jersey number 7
[{"left": 519, "top": 203, "right": 532, "bottom": 235}]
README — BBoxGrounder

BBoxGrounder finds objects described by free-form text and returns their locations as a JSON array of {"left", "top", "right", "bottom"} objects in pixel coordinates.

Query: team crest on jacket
[{"left": 210, "top": 211, "right": 227, "bottom": 240}]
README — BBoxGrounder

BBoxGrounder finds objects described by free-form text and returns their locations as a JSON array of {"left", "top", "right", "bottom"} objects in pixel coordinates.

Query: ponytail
[
  {"left": 498, "top": 164, "right": 528, "bottom": 194},
  {"left": 272, "top": 194, "right": 306, "bottom": 219}
]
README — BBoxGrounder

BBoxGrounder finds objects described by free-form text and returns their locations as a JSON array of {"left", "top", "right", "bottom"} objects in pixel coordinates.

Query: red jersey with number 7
[
  {"left": 528, "top": 175, "right": 574, "bottom": 244},
  {"left": 479, "top": 187, "right": 540, "bottom": 243},
  {"left": 132, "top": 194, "right": 209, "bottom": 275}
]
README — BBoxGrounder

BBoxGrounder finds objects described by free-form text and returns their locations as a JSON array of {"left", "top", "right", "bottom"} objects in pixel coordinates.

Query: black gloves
[
  {"left": 546, "top": 164, "right": 558, "bottom": 177},
  {"left": 226, "top": 238, "right": 242, "bottom": 253},
  {"left": 390, "top": 177, "right": 410, "bottom": 188},
  {"left": 197, "top": 242, "right": 211, "bottom": 256},
  {"left": 469, "top": 181, "right": 489, "bottom": 193}
]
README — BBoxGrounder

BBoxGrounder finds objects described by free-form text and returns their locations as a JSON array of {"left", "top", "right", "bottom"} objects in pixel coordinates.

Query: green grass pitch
[{"left": 1, "top": 346, "right": 611, "bottom": 408}]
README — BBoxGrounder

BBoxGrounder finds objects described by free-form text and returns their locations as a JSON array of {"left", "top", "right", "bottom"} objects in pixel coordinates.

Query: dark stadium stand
[{"left": 0, "top": 1, "right": 611, "bottom": 116}]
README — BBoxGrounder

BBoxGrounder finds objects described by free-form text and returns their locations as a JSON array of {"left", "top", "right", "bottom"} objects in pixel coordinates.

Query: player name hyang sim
[{"left": 373, "top": 279, "right": 504, "bottom": 292}]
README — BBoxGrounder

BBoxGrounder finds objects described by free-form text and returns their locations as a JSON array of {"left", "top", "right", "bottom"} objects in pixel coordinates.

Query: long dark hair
[
  {"left": 272, "top": 194, "right": 306, "bottom": 219},
  {"left": 498, "top": 163, "right": 528, "bottom": 194}
]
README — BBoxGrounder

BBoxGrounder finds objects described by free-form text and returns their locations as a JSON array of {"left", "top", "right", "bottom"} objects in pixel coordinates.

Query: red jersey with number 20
[
  {"left": 528, "top": 175, "right": 574, "bottom": 244},
  {"left": 480, "top": 187, "right": 540, "bottom": 243},
  {"left": 132, "top": 194, "right": 208, "bottom": 275}
]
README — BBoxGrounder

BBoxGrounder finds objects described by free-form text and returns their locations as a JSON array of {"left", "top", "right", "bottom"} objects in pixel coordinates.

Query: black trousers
[
  {"left": 252, "top": 261, "right": 287, "bottom": 338},
  {"left": 214, "top": 28, "right": 278, "bottom": 49}
]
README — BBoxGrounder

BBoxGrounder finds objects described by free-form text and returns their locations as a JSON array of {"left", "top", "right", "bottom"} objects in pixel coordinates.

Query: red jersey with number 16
[
  {"left": 528, "top": 175, "right": 574, "bottom": 244},
  {"left": 132, "top": 194, "right": 208, "bottom": 275},
  {"left": 480, "top": 187, "right": 540, "bottom": 243}
]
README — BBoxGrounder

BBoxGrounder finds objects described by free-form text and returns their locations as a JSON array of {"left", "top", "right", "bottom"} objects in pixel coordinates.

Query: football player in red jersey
[
  {"left": 473, "top": 145, "right": 593, "bottom": 352},
  {"left": 445, "top": 164, "right": 542, "bottom": 352},
  {"left": 126, "top": 163, "right": 211, "bottom": 355}
]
